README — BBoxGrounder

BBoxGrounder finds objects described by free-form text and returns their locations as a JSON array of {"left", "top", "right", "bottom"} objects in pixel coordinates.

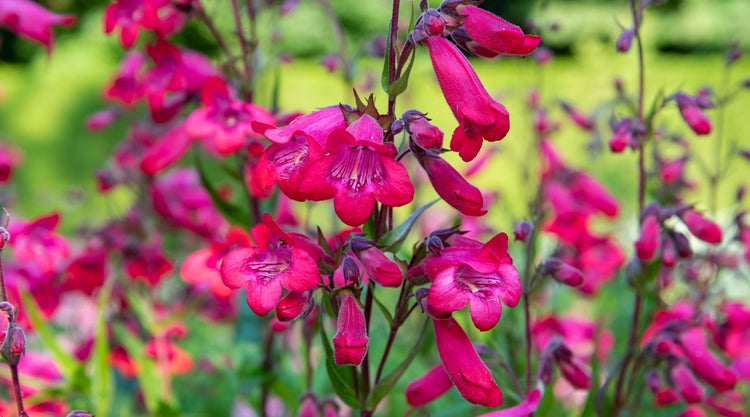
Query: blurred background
[{"left": 0, "top": 0, "right": 749, "bottom": 233}]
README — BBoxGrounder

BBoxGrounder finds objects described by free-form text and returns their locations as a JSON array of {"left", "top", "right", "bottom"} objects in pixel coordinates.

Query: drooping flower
[
  {"left": 104, "top": 0, "right": 187, "bottom": 49},
  {"left": 418, "top": 152, "right": 487, "bottom": 216},
  {"left": 298, "top": 114, "right": 414, "bottom": 226},
  {"left": 405, "top": 365, "right": 454, "bottom": 407},
  {"left": 104, "top": 51, "right": 146, "bottom": 106},
  {"left": 423, "top": 233, "right": 521, "bottom": 331},
  {"left": 185, "top": 76, "right": 274, "bottom": 155},
  {"left": 675, "top": 93, "right": 711, "bottom": 136},
  {"left": 679, "top": 209, "right": 722, "bottom": 244},
  {"left": 450, "top": 4, "right": 541, "bottom": 57},
  {"left": 140, "top": 124, "right": 192, "bottom": 176},
  {"left": 332, "top": 292, "right": 369, "bottom": 366},
  {"left": 349, "top": 237, "right": 403, "bottom": 287},
  {"left": 432, "top": 316, "right": 503, "bottom": 407},
  {"left": 220, "top": 214, "right": 321, "bottom": 316},
  {"left": 0, "top": 0, "right": 76, "bottom": 54},
  {"left": 635, "top": 215, "right": 661, "bottom": 261},
  {"left": 476, "top": 389, "right": 542, "bottom": 417},
  {"left": 424, "top": 35, "right": 510, "bottom": 162}
]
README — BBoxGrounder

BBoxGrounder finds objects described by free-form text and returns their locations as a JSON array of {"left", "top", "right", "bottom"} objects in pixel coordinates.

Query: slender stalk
[
  {"left": 259, "top": 327, "right": 274, "bottom": 417},
  {"left": 614, "top": 1, "right": 647, "bottom": 412},
  {"left": 386, "top": 0, "right": 401, "bottom": 117},
  {"left": 10, "top": 364, "right": 28, "bottom": 417},
  {"left": 522, "top": 232, "right": 536, "bottom": 394},
  {"left": 0, "top": 255, "right": 7, "bottom": 303},
  {"left": 194, "top": 1, "right": 242, "bottom": 77},
  {"left": 230, "top": 0, "right": 253, "bottom": 98},
  {"left": 710, "top": 63, "right": 731, "bottom": 215}
]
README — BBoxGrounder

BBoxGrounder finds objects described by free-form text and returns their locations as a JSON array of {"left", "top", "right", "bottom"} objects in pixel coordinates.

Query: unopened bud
[
  {"left": 7, "top": 325, "right": 25, "bottom": 356},
  {"left": 737, "top": 186, "right": 746, "bottom": 202},
  {"left": 342, "top": 256, "right": 360, "bottom": 283},
  {"left": 332, "top": 293, "right": 368, "bottom": 366},
  {"left": 541, "top": 258, "right": 583, "bottom": 287},
  {"left": 646, "top": 370, "right": 662, "bottom": 391},
  {"left": 671, "top": 232, "right": 692, "bottom": 259},
  {"left": 426, "top": 235, "right": 444, "bottom": 255},
  {"left": 276, "top": 291, "right": 312, "bottom": 322},
  {"left": 390, "top": 119, "right": 405, "bottom": 135},
  {"left": 513, "top": 221, "right": 534, "bottom": 242},
  {"left": 422, "top": 9, "right": 446, "bottom": 37},
  {"left": 616, "top": 28, "right": 635, "bottom": 52}
]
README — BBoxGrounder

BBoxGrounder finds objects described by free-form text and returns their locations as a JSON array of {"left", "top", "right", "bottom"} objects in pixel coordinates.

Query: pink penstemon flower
[
  {"left": 405, "top": 364, "right": 453, "bottom": 407},
  {"left": 422, "top": 34, "right": 512, "bottom": 162},
  {"left": 220, "top": 214, "right": 321, "bottom": 316},
  {"left": 332, "top": 292, "right": 369, "bottom": 366},
  {"left": 185, "top": 76, "right": 274, "bottom": 155},
  {"left": 298, "top": 114, "right": 414, "bottom": 226},
  {"left": 0, "top": 0, "right": 76, "bottom": 54},
  {"left": 422, "top": 232, "right": 521, "bottom": 331},
  {"left": 432, "top": 316, "right": 503, "bottom": 407}
]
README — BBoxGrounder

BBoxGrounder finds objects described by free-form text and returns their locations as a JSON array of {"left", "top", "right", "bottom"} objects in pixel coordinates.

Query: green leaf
[
  {"left": 320, "top": 325, "right": 361, "bottom": 408},
  {"left": 371, "top": 293, "right": 393, "bottom": 325},
  {"left": 387, "top": 47, "right": 416, "bottom": 98},
  {"left": 91, "top": 277, "right": 115, "bottom": 416},
  {"left": 378, "top": 199, "right": 438, "bottom": 252},
  {"left": 380, "top": 23, "right": 392, "bottom": 93},
  {"left": 365, "top": 319, "right": 429, "bottom": 409},
  {"left": 113, "top": 322, "right": 163, "bottom": 415},
  {"left": 18, "top": 289, "right": 79, "bottom": 380},
  {"left": 195, "top": 152, "right": 251, "bottom": 226}
]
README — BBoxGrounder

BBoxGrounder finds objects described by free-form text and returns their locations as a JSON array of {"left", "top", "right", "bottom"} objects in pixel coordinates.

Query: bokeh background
[{"left": 1, "top": 0, "right": 749, "bottom": 234}]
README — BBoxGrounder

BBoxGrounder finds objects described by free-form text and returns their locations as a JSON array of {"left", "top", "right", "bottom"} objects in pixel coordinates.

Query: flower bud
[
  {"left": 553, "top": 344, "right": 591, "bottom": 389},
  {"left": 405, "top": 114, "right": 444, "bottom": 150},
  {"left": 341, "top": 256, "right": 360, "bottom": 283},
  {"left": 635, "top": 215, "right": 661, "bottom": 260},
  {"left": 0, "top": 226, "right": 9, "bottom": 250},
  {"left": 332, "top": 293, "right": 368, "bottom": 366},
  {"left": 276, "top": 291, "right": 312, "bottom": 322},
  {"left": 675, "top": 93, "right": 711, "bottom": 136},
  {"left": 616, "top": 28, "right": 634, "bottom": 52},
  {"left": 541, "top": 258, "right": 583, "bottom": 287},
  {"left": 7, "top": 325, "right": 25, "bottom": 356},
  {"left": 680, "top": 209, "right": 722, "bottom": 244},
  {"left": 671, "top": 232, "right": 692, "bottom": 258},
  {"left": 419, "top": 154, "right": 487, "bottom": 216},
  {"left": 513, "top": 220, "right": 534, "bottom": 242},
  {"left": 390, "top": 119, "right": 405, "bottom": 135},
  {"left": 661, "top": 236, "right": 677, "bottom": 267},
  {"left": 422, "top": 9, "right": 446, "bottom": 36},
  {"left": 359, "top": 246, "right": 403, "bottom": 287},
  {"left": 426, "top": 235, "right": 444, "bottom": 255}
]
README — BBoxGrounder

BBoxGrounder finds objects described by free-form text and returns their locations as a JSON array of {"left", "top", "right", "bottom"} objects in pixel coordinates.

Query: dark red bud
[
  {"left": 513, "top": 220, "right": 534, "bottom": 242},
  {"left": 426, "top": 235, "right": 444, "bottom": 255},
  {"left": 422, "top": 9, "right": 446, "bottom": 36},
  {"left": 342, "top": 256, "right": 360, "bottom": 283},
  {"left": 8, "top": 326, "right": 25, "bottom": 355}
]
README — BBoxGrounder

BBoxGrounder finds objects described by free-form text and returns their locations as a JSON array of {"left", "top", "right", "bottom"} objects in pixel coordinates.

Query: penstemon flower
[{"left": 298, "top": 114, "right": 414, "bottom": 226}]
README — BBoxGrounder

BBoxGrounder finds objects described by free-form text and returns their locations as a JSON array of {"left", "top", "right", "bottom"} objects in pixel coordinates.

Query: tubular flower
[
  {"left": 253, "top": 105, "right": 348, "bottom": 146},
  {"left": 254, "top": 131, "right": 326, "bottom": 201},
  {"left": 185, "top": 76, "right": 274, "bottom": 154},
  {"left": 424, "top": 233, "right": 521, "bottom": 331},
  {"left": 635, "top": 215, "right": 661, "bottom": 261},
  {"left": 453, "top": 4, "right": 541, "bottom": 57},
  {"left": 0, "top": 0, "right": 76, "bottom": 54},
  {"left": 332, "top": 293, "right": 369, "bottom": 366},
  {"left": 679, "top": 209, "right": 722, "bottom": 244},
  {"left": 675, "top": 93, "right": 712, "bottom": 136},
  {"left": 419, "top": 153, "right": 487, "bottom": 216},
  {"left": 298, "top": 115, "right": 414, "bottom": 226},
  {"left": 424, "top": 35, "right": 510, "bottom": 162},
  {"left": 405, "top": 365, "right": 454, "bottom": 407},
  {"left": 221, "top": 214, "right": 321, "bottom": 316},
  {"left": 433, "top": 316, "right": 503, "bottom": 407}
]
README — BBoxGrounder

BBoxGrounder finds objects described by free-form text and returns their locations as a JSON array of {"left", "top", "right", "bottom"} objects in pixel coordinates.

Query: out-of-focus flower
[
  {"left": 679, "top": 209, "right": 722, "bottom": 244},
  {"left": 675, "top": 93, "right": 711, "bottom": 136},
  {"left": 443, "top": 4, "right": 540, "bottom": 57},
  {"left": 0, "top": 0, "right": 76, "bottom": 53}
]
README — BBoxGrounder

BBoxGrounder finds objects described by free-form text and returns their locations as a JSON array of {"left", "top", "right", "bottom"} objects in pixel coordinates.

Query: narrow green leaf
[
  {"left": 371, "top": 293, "right": 393, "bottom": 325},
  {"left": 320, "top": 325, "right": 361, "bottom": 408},
  {"left": 366, "top": 319, "right": 429, "bottom": 408},
  {"left": 387, "top": 47, "right": 416, "bottom": 98},
  {"left": 18, "top": 289, "right": 79, "bottom": 380},
  {"left": 380, "top": 23, "right": 392, "bottom": 93},
  {"left": 195, "top": 152, "right": 250, "bottom": 226},
  {"left": 91, "top": 277, "right": 115, "bottom": 416},
  {"left": 113, "top": 322, "right": 162, "bottom": 415},
  {"left": 378, "top": 199, "right": 438, "bottom": 252}
]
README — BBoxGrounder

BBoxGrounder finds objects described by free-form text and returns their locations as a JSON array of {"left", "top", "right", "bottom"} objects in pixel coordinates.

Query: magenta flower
[
  {"left": 185, "top": 76, "right": 274, "bottom": 155},
  {"left": 350, "top": 238, "right": 403, "bottom": 287},
  {"left": 253, "top": 105, "right": 348, "bottom": 146},
  {"left": 140, "top": 124, "right": 192, "bottom": 176},
  {"left": 254, "top": 131, "right": 326, "bottom": 201},
  {"left": 419, "top": 152, "right": 487, "bottom": 216},
  {"left": 298, "top": 114, "right": 414, "bottom": 226},
  {"left": 679, "top": 327, "right": 737, "bottom": 393},
  {"left": 424, "top": 233, "right": 521, "bottom": 331},
  {"left": 0, "top": 142, "right": 21, "bottom": 184},
  {"left": 453, "top": 4, "right": 541, "bottom": 57},
  {"left": 671, "top": 364, "right": 705, "bottom": 404},
  {"left": 403, "top": 110, "right": 444, "bottom": 150},
  {"left": 679, "top": 209, "right": 722, "bottom": 244},
  {"left": 332, "top": 293, "right": 369, "bottom": 366},
  {"left": 104, "top": 51, "right": 146, "bottom": 106},
  {"left": 0, "top": 0, "right": 76, "bottom": 54},
  {"left": 180, "top": 227, "right": 253, "bottom": 299},
  {"left": 433, "top": 316, "right": 503, "bottom": 407},
  {"left": 476, "top": 389, "right": 542, "bottom": 417},
  {"left": 221, "top": 215, "right": 321, "bottom": 316},
  {"left": 124, "top": 241, "right": 173, "bottom": 286},
  {"left": 676, "top": 93, "right": 712, "bottom": 135},
  {"left": 405, "top": 365, "right": 453, "bottom": 407},
  {"left": 635, "top": 215, "right": 661, "bottom": 260},
  {"left": 424, "top": 35, "right": 510, "bottom": 162},
  {"left": 276, "top": 291, "right": 312, "bottom": 322},
  {"left": 104, "top": 0, "right": 187, "bottom": 49}
]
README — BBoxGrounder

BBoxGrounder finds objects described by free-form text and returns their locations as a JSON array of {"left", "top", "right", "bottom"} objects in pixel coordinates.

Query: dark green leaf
[
  {"left": 320, "top": 325, "right": 361, "bottom": 408},
  {"left": 387, "top": 47, "right": 416, "bottom": 98},
  {"left": 378, "top": 199, "right": 438, "bottom": 252},
  {"left": 365, "top": 319, "right": 429, "bottom": 408},
  {"left": 91, "top": 277, "right": 115, "bottom": 416},
  {"left": 195, "top": 152, "right": 250, "bottom": 227},
  {"left": 380, "top": 24, "right": 392, "bottom": 93}
]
